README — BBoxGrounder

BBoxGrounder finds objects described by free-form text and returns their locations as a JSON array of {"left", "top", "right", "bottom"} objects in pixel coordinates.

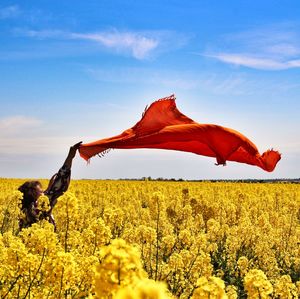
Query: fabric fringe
[
  {"left": 97, "top": 148, "right": 111, "bottom": 158},
  {"left": 142, "top": 94, "right": 176, "bottom": 118}
]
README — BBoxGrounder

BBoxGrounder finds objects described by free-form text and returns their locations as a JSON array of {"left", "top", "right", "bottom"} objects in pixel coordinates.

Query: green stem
[
  {"left": 65, "top": 201, "right": 69, "bottom": 252},
  {"left": 23, "top": 248, "right": 46, "bottom": 299},
  {"left": 155, "top": 197, "right": 160, "bottom": 281},
  {"left": 2, "top": 275, "right": 21, "bottom": 299},
  {"left": 58, "top": 268, "right": 65, "bottom": 298}
]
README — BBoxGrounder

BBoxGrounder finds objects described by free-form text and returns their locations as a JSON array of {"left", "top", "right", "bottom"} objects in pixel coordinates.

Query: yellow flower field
[{"left": 0, "top": 178, "right": 299, "bottom": 298}]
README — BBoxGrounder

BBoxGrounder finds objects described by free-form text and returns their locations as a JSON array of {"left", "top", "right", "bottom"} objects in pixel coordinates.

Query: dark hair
[{"left": 18, "top": 181, "right": 42, "bottom": 209}]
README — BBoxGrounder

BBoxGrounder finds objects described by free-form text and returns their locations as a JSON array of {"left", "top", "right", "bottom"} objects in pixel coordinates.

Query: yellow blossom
[
  {"left": 244, "top": 269, "right": 273, "bottom": 299},
  {"left": 192, "top": 276, "right": 228, "bottom": 299}
]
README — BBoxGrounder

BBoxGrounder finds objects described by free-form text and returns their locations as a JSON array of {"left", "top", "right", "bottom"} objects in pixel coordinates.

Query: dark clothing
[
  {"left": 45, "top": 164, "right": 71, "bottom": 208},
  {"left": 19, "top": 165, "right": 71, "bottom": 230}
]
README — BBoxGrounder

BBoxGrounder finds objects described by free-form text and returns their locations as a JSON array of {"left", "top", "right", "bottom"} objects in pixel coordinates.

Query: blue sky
[{"left": 0, "top": 1, "right": 299, "bottom": 180}]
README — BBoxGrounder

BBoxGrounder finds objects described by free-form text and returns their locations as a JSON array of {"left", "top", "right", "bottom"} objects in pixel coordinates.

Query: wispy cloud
[
  {"left": 18, "top": 28, "right": 65, "bottom": 39},
  {"left": 1, "top": 5, "right": 53, "bottom": 25},
  {"left": 204, "top": 23, "right": 300, "bottom": 70},
  {"left": 85, "top": 65, "right": 300, "bottom": 96},
  {"left": 207, "top": 53, "right": 300, "bottom": 70},
  {"left": 211, "top": 74, "right": 249, "bottom": 94},
  {"left": 0, "top": 5, "right": 20, "bottom": 19},
  {"left": 70, "top": 31, "right": 158, "bottom": 59},
  {"left": 0, "top": 116, "right": 42, "bottom": 136},
  {"left": 0, "top": 115, "right": 86, "bottom": 155},
  {"left": 0, "top": 136, "right": 81, "bottom": 155},
  {"left": 85, "top": 67, "right": 202, "bottom": 89},
  {"left": 15, "top": 28, "right": 188, "bottom": 59}
]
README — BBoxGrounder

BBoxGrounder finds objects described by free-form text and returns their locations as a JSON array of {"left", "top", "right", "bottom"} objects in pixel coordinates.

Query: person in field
[{"left": 18, "top": 142, "right": 82, "bottom": 230}]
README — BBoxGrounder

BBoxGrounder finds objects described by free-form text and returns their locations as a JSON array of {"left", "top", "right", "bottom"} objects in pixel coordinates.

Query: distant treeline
[{"left": 112, "top": 177, "right": 300, "bottom": 183}]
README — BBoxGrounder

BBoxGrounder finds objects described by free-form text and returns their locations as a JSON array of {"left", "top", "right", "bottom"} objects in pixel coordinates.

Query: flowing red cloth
[{"left": 79, "top": 95, "right": 281, "bottom": 172}]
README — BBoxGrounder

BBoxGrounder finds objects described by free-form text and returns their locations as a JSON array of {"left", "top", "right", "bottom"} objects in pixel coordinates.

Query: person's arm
[
  {"left": 62, "top": 141, "right": 82, "bottom": 169},
  {"left": 44, "top": 142, "right": 82, "bottom": 208}
]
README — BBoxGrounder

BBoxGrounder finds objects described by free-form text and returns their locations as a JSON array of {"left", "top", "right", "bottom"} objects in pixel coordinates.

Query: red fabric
[{"left": 79, "top": 95, "right": 281, "bottom": 172}]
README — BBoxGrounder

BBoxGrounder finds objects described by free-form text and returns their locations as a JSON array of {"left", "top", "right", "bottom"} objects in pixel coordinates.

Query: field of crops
[{"left": 0, "top": 178, "right": 300, "bottom": 298}]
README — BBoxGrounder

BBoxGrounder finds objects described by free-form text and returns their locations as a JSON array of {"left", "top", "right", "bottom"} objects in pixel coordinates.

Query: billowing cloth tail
[{"left": 258, "top": 149, "right": 281, "bottom": 172}]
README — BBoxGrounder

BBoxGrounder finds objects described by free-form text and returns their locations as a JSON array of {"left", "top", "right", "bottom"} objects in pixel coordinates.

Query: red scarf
[{"left": 79, "top": 95, "right": 281, "bottom": 172}]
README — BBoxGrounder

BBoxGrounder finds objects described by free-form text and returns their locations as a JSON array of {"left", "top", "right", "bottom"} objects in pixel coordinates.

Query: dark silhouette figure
[{"left": 18, "top": 142, "right": 82, "bottom": 230}]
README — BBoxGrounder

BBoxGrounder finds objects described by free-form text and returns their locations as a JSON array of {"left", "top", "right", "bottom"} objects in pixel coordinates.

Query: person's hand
[{"left": 69, "top": 141, "right": 82, "bottom": 159}]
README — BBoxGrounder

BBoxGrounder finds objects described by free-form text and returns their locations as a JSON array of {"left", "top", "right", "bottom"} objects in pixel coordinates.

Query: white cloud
[
  {"left": 14, "top": 28, "right": 188, "bottom": 60},
  {"left": 0, "top": 136, "right": 81, "bottom": 155},
  {"left": 70, "top": 31, "right": 158, "bottom": 59},
  {"left": 265, "top": 43, "right": 300, "bottom": 57},
  {"left": 0, "top": 115, "right": 89, "bottom": 155},
  {"left": 18, "top": 29, "right": 65, "bottom": 39},
  {"left": 208, "top": 53, "right": 300, "bottom": 70},
  {"left": 0, "top": 5, "right": 20, "bottom": 19},
  {"left": 0, "top": 116, "right": 42, "bottom": 136},
  {"left": 205, "top": 24, "right": 300, "bottom": 70}
]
